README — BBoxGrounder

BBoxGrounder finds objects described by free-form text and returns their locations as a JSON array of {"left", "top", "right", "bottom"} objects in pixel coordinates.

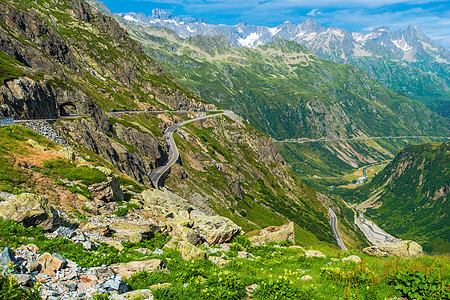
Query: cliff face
[
  {"left": 0, "top": 0, "right": 214, "bottom": 182},
  {"left": 349, "top": 142, "right": 449, "bottom": 254}
]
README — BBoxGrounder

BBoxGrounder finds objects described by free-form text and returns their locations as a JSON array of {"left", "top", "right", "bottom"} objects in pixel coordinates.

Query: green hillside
[
  {"left": 108, "top": 23, "right": 449, "bottom": 182},
  {"left": 345, "top": 142, "right": 450, "bottom": 254}
]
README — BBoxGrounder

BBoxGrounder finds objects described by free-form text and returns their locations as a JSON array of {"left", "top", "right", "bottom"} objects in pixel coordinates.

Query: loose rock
[
  {"left": 249, "top": 222, "right": 295, "bottom": 246},
  {"left": 109, "top": 259, "right": 168, "bottom": 279}
]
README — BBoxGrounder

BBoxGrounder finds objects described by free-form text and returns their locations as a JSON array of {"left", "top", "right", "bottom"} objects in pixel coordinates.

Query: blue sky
[{"left": 101, "top": 0, "right": 450, "bottom": 49}]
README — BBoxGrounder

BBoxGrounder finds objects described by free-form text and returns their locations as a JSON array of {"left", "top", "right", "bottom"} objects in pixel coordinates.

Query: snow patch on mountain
[
  {"left": 352, "top": 32, "right": 381, "bottom": 43},
  {"left": 123, "top": 15, "right": 139, "bottom": 22},
  {"left": 329, "top": 29, "right": 344, "bottom": 37},
  {"left": 238, "top": 32, "right": 261, "bottom": 47},
  {"left": 268, "top": 27, "right": 281, "bottom": 36},
  {"left": 392, "top": 38, "right": 413, "bottom": 52},
  {"left": 186, "top": 26, "right": 195, "bottom": 33}
]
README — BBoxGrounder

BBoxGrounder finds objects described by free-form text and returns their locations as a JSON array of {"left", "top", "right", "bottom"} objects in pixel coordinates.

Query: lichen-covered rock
[
  {"left": 108, "top": 220, "right": 159, "bottom": 243},
  {"left": 177, "top": 241, "right": 208, "bottom": 260},
  {"left": 27, "top": 139, "right": 46, "bottom": 151},
  {"left": 363, "top": 240, "right": 422, "bottom": 257},
  {"left": 249, "top": 222, "right": 295, "bottom": 246},
  {"left": 342, "top": 255, "right": 361, "bottom": 263},
  {"left": 0, "top": 193, "right": 60, "bottom": 230},
  {"left": 305, "top": 250, "right": 325, "bottom": 258},
  {"left": 111, "top": 289, "right": 153, "bottom": 300},
  {"left": 57, "top": 147, "right": 86, "bottom": 162},
  {"left": 83, "top": 222, "right": 111, "bottom": 236},
  {"left": 208, "top": 256, "right": 229, "bottom": 266},
  {"left": 164, "top": 218, "right": 203, "bottom": 245},
  {"left": 110, "top": 259, "right": 168, "bottom": 279},
  {"left": 143, "top": 189, "right": 242, "bottom": 246},
  {"left": 191, "top": 211, "right": 242, "bottom": 245},
  {"left": 88, "top": 175, "right": 124, "bottom": 203}
]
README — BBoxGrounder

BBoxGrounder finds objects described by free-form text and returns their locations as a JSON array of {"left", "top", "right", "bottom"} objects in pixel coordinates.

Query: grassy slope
[{"left": 162, "top": 114, "right": 367, "bottom": 250}]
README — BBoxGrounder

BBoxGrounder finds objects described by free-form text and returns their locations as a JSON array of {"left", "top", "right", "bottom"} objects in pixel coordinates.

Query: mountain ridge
[{"left": 115, "top": 7, "right": 450, "bottom": 118}]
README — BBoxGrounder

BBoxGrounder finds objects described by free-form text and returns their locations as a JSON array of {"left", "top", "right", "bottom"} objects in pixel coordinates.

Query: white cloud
[{"left": 307, "top": 9, "right": 323, "bottom": 16}]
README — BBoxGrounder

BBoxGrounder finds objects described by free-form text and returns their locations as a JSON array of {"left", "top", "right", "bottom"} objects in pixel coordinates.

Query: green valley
[{"left": 344, "top": 142, "right": 449, "bottom": 254}]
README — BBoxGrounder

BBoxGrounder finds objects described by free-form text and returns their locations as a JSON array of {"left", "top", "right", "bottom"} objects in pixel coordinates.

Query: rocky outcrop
[
  {"left": 249, "top": 222, "right": 295, "bottom": 246},
  {"left": 60, "top": 118, "right": 150, "bottom": 184},
  {"left": 89, "top": 175, "right": 124, "bottom": 203},
  {"left": 363, "top": 240, "right": 423, "bottom": 257},
  {"left": 113, "top": 122, "right": 167, "bottom": 171},
  {"left": 0, "top": 193, "right": 60, "bottom": 231},
  {"left": 190, "top": 211, "right": 242, "bottom": 245},
  {"left": 176, "top": 241, "right": 208, "bottom": 260},
  {"left": 83, "top": 218, "right": 159, "bottom": 244},
  {"left": 0, "top": 78, "right": 58, "bottom": 119},
  {"left": 140, "top": 189, "right": 242, "bottom": 246},
  {"left": 109, "top": 259, "right": 168, "bottom": 279}
]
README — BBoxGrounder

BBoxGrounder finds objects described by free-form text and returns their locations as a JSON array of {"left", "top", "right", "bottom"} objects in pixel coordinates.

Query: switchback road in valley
[
  {"left": 329, "top": 208, "right": 347, "bottom": 251},
  {"left": 148, "top": 111, "right": 231, "bottom": 188}
]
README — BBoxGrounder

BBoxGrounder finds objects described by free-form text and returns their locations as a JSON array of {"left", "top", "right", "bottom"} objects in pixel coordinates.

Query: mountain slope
[
  {"left": 117, "top": 8, "right": 450, "bottom": 118},
  {"left": 119, "top": 25, "right": 449, "bottom": 140},
  {"left": 346, "top": 142, "right": 449, "bottom": 254},
  {"left": 88, "top": 16, "right": 450, "bottom": 182},
  {"left": 0, "top": 0, "right": 366, "bottom": 250}
]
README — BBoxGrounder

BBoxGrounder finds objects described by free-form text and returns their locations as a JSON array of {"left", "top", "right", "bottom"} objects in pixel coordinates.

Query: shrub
[
  {"left": 126, "top": 271, "right": 170, "bottom": 290},
  {"left": 113, "top": 203, "right": 139, "bottom": 217},
  {"left": 122, "top": 232, "right": 170, "bottom": 251},
  {"left": 200, "top": 270, "right": 246, "bottom": 300},
  {"left": 253, "top": 276, "right": 317, "bottom": 299},
  {"left": 321, "top": 264, "right": 377, "bottom": 287},
  {"left": 232, "top": 235, "right": 251, "bottom": 250},
  {"left": 92, "top": 292, "right": 109, "bottom": 300},
  {"left": 389, "top": 271, "right": 450, "bottom": 300},
  {"left": 0, "top": 273, "right": 41, "bottom": 299},
  {"left": 43, "top": 158, "right": 106, "bottom": 185}
]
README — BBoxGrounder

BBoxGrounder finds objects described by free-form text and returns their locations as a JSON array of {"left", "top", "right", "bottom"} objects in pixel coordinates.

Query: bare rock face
[
  {"left": 171, "top": 164, "right": 187, "bottom": 180},
  {"left": 89, "top": 174, "right": 124, "bottom": 203},
  {"left": 0, "top": 193, "right": 60, "bottom": 231},
  {"left": 110, "top": 259, "right": 168, "bottom": 279},
  {"left": 249, "top": 222, "right": 295, "bottom": 246},
  {"left": 363, "top": 240, "right": 423, "bottom": 257},
  {"left": 0, "top": 78, "right": 58, "bottom": 119}
]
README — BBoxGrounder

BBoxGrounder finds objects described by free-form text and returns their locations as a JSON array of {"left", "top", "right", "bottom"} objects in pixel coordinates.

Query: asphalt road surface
[
  {"left": 149, "top": 111, "right": 231, "bottom": 188},
  {"left": 329, "top": 208, "right": 347, "bottom": 251}
]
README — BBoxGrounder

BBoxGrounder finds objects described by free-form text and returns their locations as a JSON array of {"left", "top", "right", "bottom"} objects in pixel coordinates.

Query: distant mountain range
[{"left": 118, "top": 9, "right": 450, "bottom": 118}]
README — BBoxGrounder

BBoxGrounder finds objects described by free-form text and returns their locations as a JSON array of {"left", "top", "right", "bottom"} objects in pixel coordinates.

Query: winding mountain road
[
  {"left": 149, "top": 111, "right": 231, "bottom": 188},
  {"left": 329, "top": 208, "right": 347, "bottom": 251}
]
